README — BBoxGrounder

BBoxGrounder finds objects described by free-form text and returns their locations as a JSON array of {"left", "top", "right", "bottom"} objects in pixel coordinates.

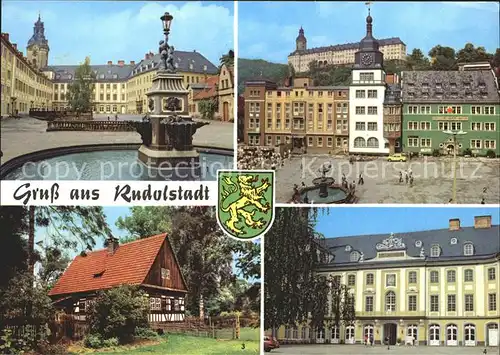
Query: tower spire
[{"left": 365, "top": 1, "right": 372, "bottom": 15}]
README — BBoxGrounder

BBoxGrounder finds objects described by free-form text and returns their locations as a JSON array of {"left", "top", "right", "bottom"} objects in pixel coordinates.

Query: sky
[
  {"left": 238, "top": 1, "right": 500, "bottom": 63},
  {"left": 314, "top": 207, "right": 500, "bottom": 238},
  {"left": 0, "top": 0, "right": 233, "bottom": 66}
]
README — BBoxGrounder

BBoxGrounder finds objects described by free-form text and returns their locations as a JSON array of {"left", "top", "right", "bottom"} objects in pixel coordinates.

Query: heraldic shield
[{"left": 217, "top": 170, "right": 275, "bottom": 240}]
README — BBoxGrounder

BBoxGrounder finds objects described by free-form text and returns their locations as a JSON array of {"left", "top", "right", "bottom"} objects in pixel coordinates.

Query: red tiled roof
[
  {"left": 49, "top": 233, "right": 167, "bottom": 297},
  {"left": 193, "top": 76, "right": 219, "bottom": 100}
]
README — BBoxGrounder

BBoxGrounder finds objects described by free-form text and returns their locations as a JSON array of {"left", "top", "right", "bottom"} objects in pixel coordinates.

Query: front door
[
  {"left": 364, "top": 324, "right": 374, "bottom": 344},
  {"left": 316, "top": 328, "right": 325, "bottom": 344},
  {"left": 464, "top": 324, "right": 476, "bottom": 346},
  {"left": 121, "top": 105, "right": 126, "bottom": 114},
  {"left": 331, "top": 326, "right": 340, "bottom": 344},
  {"left": 345, "top": 325, "right": 355, "bottom": 344},
  {"left": 407, "top": 325, "right": 418, "bottom": 345},
  {"left": 446, "top": 324, "right": 458, "bottom": 346},
  {"left": 383, "top": 323, "right": 397, "bottom": 345},
  {"left": 429, "top": 324, "right": 440, "bottom": 346},
  {"left": 223, "top": 102, "right": 229, "bottom": 122},
  {"left": 488, "top": 324, "right": 499, "bottom": 346}
]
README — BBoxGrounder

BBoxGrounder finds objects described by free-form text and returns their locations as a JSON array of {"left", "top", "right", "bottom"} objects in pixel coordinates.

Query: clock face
[{"left": 361, "top": 53, "right": 374, "bottom": 66}]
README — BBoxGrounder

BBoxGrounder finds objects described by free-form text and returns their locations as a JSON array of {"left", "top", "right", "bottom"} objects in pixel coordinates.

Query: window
[
  {"left": 464, "top": 243, "right": 474, "bottom": 256},
  {"left": 430, "top": 245, "right": 441, "bottom": 257},
  {"left": 367, "top": 137, "right": 379, "bottom": 148},
  {"left": 420, "top": 138, "right": 431, "bottom": 147},
  {"left": 367, "top": 122, "right": 377, "bottom": 131},
  {"left": 301, "top": 327, "right": 309, "bottom": 340},
  {"left": 317, "top": 137, "right": 323, "bottom": 147},
  {"left": 150, "top": 297, "right": 161, "bottom": 310},
  {"left": 355, "top": 122, "right": 365, "bottom": 130},
  {"left": 408, "top": 121, "right": 418, "bottom": 130},
  {"left": 367, "top": 89, "right": 377, "bottom": 98},
  {"left": 161, "top": 268, "right": 170, "bottom": 280},
  {"left": 350, "top": 251, "right": 360, "bottom": 262},
  {"left": 408, "top": 295, "right": 417, "bottom": 311},
  {"left": 365, "top": 296, "right": 374, "bottom": 312},
  {"left": 430, "top": 295, "right": 439, "bottom": 312},
  {"left": 489, "top": 293, "right": 497, "bottom": 311},
  {"left": 485, "top": 140, "right": 496, "bottom": 149},
  {"left": 419, "top": 106, "right": 431, "bottom": 114},
  {"left": 447, "top": 270, "right": 456, "bottom": 283},
  {"left": 408, "top": 106, "right": 418, "bottom": 114},
  {"left": 355, "top": 90, "right": 365, "bottom": 98},
  {"left": 470, "top": 140, "right": 482, "bottom": 149},
  {"left": 355, "top": 106, "right": 366, "bottom": 115},
  {"left": 471, "top": 122, "right": 482, "bottom": 131},
  {"left": 464, "top": 269, "right": 474, "bottom": 282},
  {"left": 367, "top": 106, "right": 377, "bottom": 115},
  {"left": 385, "top": 291, "right": 396, "bottom": 312},
  {"left": 359, "top": 72, "right": 374, "bottom": 81},
  {"left": 484, "top": 106, "right": 495, "bottom": 115},
  {"left": 420, "top": 121, "right": 431, "bottom": 130},
  {"left": 447, "top": 294, "right": 456, "bottom": 312},
  {"left": 430, "top": 271, "right": 439, "bottom": 283},
  {"left": 465, "top": 294, "right": 474, "bottom": 312},
  {"left": 366, "top": 273, "right": 374, "bottom": 285},
  {"left": 333, "top": 275, "right": 341, "bottom": 285},
  {"left": 484, "top": 122, "right": 496, "bottom": 131},
  {"left": 408, "top": 271, "right": 417, "bottom": 284},
  {"left": 386, "top": 274, "right": 396, "bottom": 287},
  {"left": 308, "top": 137, "right": 313, "bottom": 147},
  {"left": 354, "top": 137, "right": 366, "bottom": 147},
  {"left": 407, "top": 137, "right": 418, "bottom": 147},
  {"left": 327, "top": 137, "right": 333, "bottom": 147},
  {"left": 488, "top": 268, "right": 496, "bottom": 281},
  {"left": 348, "top": 275, "right": 356, "bottom": 286}
]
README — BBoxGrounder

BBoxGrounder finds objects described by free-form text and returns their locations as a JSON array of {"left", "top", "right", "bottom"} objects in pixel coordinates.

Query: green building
[{"left": 401, "top": 70, "right": 499, "bottom": 157}]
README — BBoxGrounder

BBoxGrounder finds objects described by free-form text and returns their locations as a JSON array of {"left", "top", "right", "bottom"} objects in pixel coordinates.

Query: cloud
[
  {"left": 1, "top": 1, "right": 233, "bottom": 65},
  {"left": 445, "top": 1, "right": 500, "bottom": 11}
]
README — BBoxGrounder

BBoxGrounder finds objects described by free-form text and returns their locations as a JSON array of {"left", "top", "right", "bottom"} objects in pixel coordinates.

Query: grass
[{"left": 79, "top": 332, "right": 260, "bottom": 355}]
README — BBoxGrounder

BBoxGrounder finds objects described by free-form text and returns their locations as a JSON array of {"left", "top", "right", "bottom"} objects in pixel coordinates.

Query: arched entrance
[
  {"left": 345, "top": 325, "right": 355, "bottom": 344},
  {"left": 446, "top": 144, "right": 455, "bottom": 155},
  {"left": 446, "top": 324, "right": 458, "bottom": 346},
  {"left": 315, "top": 327, "right": 325, "bottom": 344},
  {"left": 464, "top": 324, "right": 476, "bottom": 346},
  {"left": 429, "top": 324, "right": 440, "bottom": 346},
  {"left": 330, "top": 325, "right": 340, "bottom": 344},
  {"left": 364, "top": 324, "right": 374, "bottom": 344},
  {"left": 486, "top": 323, "right": 499, "bottom": 347},
  {"left": 383, "top": 323, "right": 397, "bottom": 345},
  {"left": 407, "top": 324, "right": 418, "bottom": 345}
]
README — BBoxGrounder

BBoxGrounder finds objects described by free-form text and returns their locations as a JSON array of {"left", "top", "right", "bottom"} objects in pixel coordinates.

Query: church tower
[
  {"left": 295, "top": 27, "right": 307, "bottom": 52},
  {"left": 27, "top": 14, "right": 50, "bottom": 69}
]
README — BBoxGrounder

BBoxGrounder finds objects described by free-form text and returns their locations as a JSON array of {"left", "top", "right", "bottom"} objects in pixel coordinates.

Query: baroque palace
[
  {"left": 275, "top": 215, "right": 499, "bottom": 347},
  {"left": 1, "top": 15, "right": 234, "bottom": 120},
  {"left": 243, "top": 12, "right": 500, "bottom": 156}
]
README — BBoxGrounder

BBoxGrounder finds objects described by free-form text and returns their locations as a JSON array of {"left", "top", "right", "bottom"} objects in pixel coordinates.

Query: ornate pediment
[{"left": 375, "top": 233, "right": 406, "bottom": 251}]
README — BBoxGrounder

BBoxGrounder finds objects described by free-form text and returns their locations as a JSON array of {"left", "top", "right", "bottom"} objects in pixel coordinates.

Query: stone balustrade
[{"left": 46, "top": 120, "right": 136, "bottom": 132}]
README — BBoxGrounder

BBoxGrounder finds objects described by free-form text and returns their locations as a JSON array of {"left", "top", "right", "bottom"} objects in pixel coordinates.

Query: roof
[
  {"left": 323, "top": 224, "right": 499, "bottom": 266},
  {"left": 131, "top": 51, "right": 218, "bottom": 77},
  {"left": 384, "top": 83, "right": 402, "bottom": 105},
  {"left": 289, "top": 37, "right": 405, "bottom": 56},
  {"left": 45, "top": 64, "right": 135, "bottom": 83},
  {"left": 401, "top": 70, "right": 500, "bottom": 103},
  {"left": 193, "top": 76, "right": 219, "bottom": 100},
  {"left": 49, "top": 233, "right": 170, "bottom": 296},
  {"left": 27, "top": 15, "right": 49, "bottom": 50}
]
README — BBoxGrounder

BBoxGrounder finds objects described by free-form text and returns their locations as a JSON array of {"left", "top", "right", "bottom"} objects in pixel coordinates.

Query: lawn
[{"left": 88, "top": 333, "right": 260, "bottom": 355}]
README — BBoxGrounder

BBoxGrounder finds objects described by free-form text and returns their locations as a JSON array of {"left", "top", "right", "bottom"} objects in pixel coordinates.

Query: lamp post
[{"left": 443, "top": 129, "right": 467, "bottom": 204}]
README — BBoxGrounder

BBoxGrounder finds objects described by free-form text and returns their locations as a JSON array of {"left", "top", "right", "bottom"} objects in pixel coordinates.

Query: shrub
[
  {"left": 432, "top": 149, "right": 440, "bottom": 157},
  {"left": 134, "top": 327, "right": 158, "bottom": 339},
  {"left": 86, "top": 285, "right": 149, "bottom": 344},
  {"left": 83, "top": 334, "right": 102, "bottom": 348},
  {"left": 486, "top": 150, "right": 496, "bottom": 158},
  {"left": 36, "top": 340, "right": 68, "bottom": 355},
  {"left": 102, "top": 337, "right": 119, "bottom": 347}
]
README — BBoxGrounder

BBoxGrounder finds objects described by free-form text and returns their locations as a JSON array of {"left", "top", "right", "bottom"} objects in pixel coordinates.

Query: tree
[
  {"left": 198, "top": 97, "right": 219, "bottom": 120},
  {"left": 116, "top": 206, "right": 173, "bottom": 241},
  {"left": 428, "top": 45, "right": 457, "bottom": 70},
  {"left": 307, "top": 61, "right": 352, "bottom": 86},
  {"left": 67, "top": 56, "right": 96, "bottom": 113},
  {"left": 220, "top": 49, "right": 234, "bottom": 69},
  {"left": 86, "top": 285, "right": 149, "bottom": 343},
  {"left": 492, "top": 48, "right": 500, "bottom": 69},
  {"left": 264, "top": 207, "right": 330, "bottom": 330},
  {"left": 406, "top": 48, "right": 430, "bottom": 70},
  {"left": 37, "top": 246, "right": 71, "bottom": 286},
  {"left": 456, "top": 43, "right": 493, "bottom": 64}
]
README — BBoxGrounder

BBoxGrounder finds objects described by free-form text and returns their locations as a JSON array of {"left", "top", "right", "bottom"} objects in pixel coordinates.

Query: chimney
[
  {"left": 106, "top": 236, "right": 119, "bottom": 255},
  {"left": 474, "top": 215, "right": 492, "bottom": 229},
  {"left": 12, "top": 43, "right": 17, "bottom": 50},
  {"left": 145, "top": 53, "right": 149, "bottom": 60},
  {"left": 107, "top": 60, "right": 112, "bottom": 65},
  {"left": 2, "top": 33, "right": 9, "bottom": 42},
  {"left": 130, "top": 60, "right": 135, "bottom": 65},
  {"left": 118, "top": 60, "right": 124, "bottom": 67},
  {"left": 449, "top": 218, "right": 460, "bottom": 231}
]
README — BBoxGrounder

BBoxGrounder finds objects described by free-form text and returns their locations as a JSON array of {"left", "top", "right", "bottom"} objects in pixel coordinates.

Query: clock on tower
[{"left": 361, "top": 53, "right": 374, "bottom": 66}]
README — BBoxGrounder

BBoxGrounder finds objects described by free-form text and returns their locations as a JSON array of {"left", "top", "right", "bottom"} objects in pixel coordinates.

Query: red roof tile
[
  {"left": 193, "top": 76, "right": 219, "bottom": 100},
  {"left": 49, "top": 234, "right": 167, "bottom": 296}
]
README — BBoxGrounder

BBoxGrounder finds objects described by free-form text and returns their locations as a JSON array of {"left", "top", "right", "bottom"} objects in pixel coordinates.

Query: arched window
[
  {"left": 354, "top": 137, "right": 366, "bottom": 147},
  {"left": 464, "top": 243, "right": 474, "bottom": 256},
  {"left": 385, "top": 291, "right": 396, "bottom": 312},
  {"left": 366, "top": 273, "right": 374, "bottom": 285},
  {"left": 430, "top": 244, "right": 441, "bottom": 257},
  {"left": 350, "top": 251, "right": 360, "bottom": 262},
  {"left": 367, "top": 137, "right": 379, "bottom": 148},
  {"left": 464, "top": 269, "right": 474, "bottom": 282},
  {"left": 464, "top": 324, "right": 476, "bottom": 346}
]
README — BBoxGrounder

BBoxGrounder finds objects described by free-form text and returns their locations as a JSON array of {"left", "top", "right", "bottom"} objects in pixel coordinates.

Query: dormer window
[
  {"left": 422, "top": 83, "right": 429, "bottom": 88},
  {"left": 99, "top": 74, "right": 104, "bottom": 79},
  {"left": 93, "top": 270, "right": 105, "bottom": 278},
  {"left": 113, "top": 74, "right": 118, "bottom": 79},
  {"left": 415, "top": 240, "right": 422, "bottom": 248},
  {"left": 464, "top": 243, "right": 474, "bottom": 256},
  {"left": 345, "top": 245, "right": 352, "bottom": 252},
  {"left": 430, "top": 244, "right": 441, "bottom": 257},
  {"left": 435, "top": 83, "right": 442, "bottom": 89},
  {"left": 450, "top": 83, "right": 457, "bottom": 89},
  {"left": 350, "top": 251, "right": 360, "bottom": 262},
  {"left": 68, "top": 74, "right": 73, "bottom": 80},
  {"left": 450, "top": 237, "right": 458, "bottom": 245}
]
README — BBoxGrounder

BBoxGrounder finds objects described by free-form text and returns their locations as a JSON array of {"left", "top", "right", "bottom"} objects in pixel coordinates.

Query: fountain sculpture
[
  {"left": 312, "top": 162, "right": 335, "bottom": 198},
  {"left": 134, "top": 12, "right": 209, "bottom": 179}
]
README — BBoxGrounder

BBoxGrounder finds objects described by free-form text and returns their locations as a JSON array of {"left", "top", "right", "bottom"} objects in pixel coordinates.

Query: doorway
[
  {"left": 383, "top": 323, "right": 397, "bottom": 345},
  {"left": 364, "top": 324, "right": 374, "bottom": 344},
  {"left": 487, "top": 323, "right": 499, "bottom": 347},
  {"left": 223, "top": 101, "right": 229, "bottom": 122},
  {"left": 446, "top": 324, "right": 458, "bottom": 346},
  {"left": 345, "top": 325, "right": 355, "bottom": 344},
  {"left": 429, "top": 324, "right": 440, "bottom": 346}
]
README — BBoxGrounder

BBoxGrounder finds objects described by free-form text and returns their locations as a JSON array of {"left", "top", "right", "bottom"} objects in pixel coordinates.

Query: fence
[{"left": 46, "top": 120, "right": 136, "bottom": 132}]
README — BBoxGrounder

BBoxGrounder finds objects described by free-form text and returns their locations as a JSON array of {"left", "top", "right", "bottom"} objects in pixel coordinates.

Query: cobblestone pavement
[
  {"left": 0, "top": 115, "right": 234, "bottom": 163},
  {"left": 275, "top": 154, "right": 500, "bottom": 204},
  {"left": 273, "top": 344, "right": 493, "bottom": 354}
]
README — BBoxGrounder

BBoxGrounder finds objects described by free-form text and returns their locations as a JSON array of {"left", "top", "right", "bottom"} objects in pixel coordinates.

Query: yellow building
[
  {"left": 288, "top": 27, "right": 406, "bottom": 73},
  {"left": 243, "top": 77, "right": 349, "bottom": 154},
  {"left": 126, "top": 51, "right": 218, "bottom": 114},
  {"left": 218, "top": 63, "right": 234, "bottom": 122},
  {"left": 1, "top": 32, "right": 52, "bottom": 117},
  {"left": 274, "top": 215, "right": 499, "bottom": 347}
]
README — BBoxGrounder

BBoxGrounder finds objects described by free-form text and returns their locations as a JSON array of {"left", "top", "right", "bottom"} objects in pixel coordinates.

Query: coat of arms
[{"left": 217, "top": 170, "right": 275, "bottom": 240}]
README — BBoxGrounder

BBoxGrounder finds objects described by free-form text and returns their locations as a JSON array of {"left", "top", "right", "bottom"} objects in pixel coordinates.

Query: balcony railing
[{"left": 352, "top": 80, "right": 386, "bottom": 85}]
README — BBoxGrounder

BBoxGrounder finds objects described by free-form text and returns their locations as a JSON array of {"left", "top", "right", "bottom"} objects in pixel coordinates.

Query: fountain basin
[
  {"left": 1, "top": 143, "right": 232, "bottom": 181},
  {"left": 291, "top": 184, "right": 355, "bottom": 204}
]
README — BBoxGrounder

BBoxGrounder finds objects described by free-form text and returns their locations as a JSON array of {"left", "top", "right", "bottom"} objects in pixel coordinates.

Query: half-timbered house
[{"left": 49, "top": 233, "right": 188, "bottom": 323}]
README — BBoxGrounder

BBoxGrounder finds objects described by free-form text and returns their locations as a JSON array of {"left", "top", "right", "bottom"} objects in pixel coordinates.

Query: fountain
[{"left": 291, "top": 162, "right": 357, "bottom": 204}]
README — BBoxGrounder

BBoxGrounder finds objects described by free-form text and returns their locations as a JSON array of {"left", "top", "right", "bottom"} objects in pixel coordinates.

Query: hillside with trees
[{"left": 237, "top": 58, "right": 289, "bottom": 94}]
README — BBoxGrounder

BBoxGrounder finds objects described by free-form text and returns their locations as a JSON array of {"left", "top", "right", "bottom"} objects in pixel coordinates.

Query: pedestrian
[
  {"left": 358, "top": 173, "right": 364, "bottom": 185},
  {"left": 481, "top": 197, "right": 485, "bottom": 204},
  {"left": 351, "top": 180, "right": 356, "bottom": 192},
  {"left": 385, "top": 336, "right": 390, "bottom": 350},
  {"left": 399, "top": 171, "right": 403, "bottom": 184},
  {"left": 405, "top": 172, "right": 409, "bottom": 184},
  {"left": 301, "top": 182, "right": 306, "bottom": 188},
  {"left": 107, "top": 115, "right": 110, "bottom": 121},
  {"left": 115, "top": 113, "right": 118, "bottom": 121},
  {"left": 365, "top": 335, "right": 369, "bottom": 346},
  {"left": 303, "top": 194, "right": 309, "bottom": 203},
  {"left": 370, "top": 335, "right": 374, "bottom": 346},
  {"left": 410, "top": 176, "right": 414, "bottom": 186}
]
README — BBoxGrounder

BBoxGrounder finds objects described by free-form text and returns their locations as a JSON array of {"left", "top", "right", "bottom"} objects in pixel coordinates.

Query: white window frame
[{"left": 464, "top": 243, "right": 474, "bottom": 256}]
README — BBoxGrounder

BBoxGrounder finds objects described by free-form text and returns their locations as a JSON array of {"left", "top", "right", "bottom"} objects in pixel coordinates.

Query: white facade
[{"left": 348, "top": 68, "right": 389, "bottom": 154}]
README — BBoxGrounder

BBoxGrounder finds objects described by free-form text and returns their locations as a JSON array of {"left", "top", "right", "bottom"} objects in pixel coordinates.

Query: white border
[
  {"left": 216, "top": 169, "right": 276, "bottom": 242},
  {"left": 233, "top": 0, "right": 238, "bottom": 172}
]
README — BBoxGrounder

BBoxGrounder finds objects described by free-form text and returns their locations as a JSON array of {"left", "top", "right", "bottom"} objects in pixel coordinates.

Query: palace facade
[
  {"left": 288, "top": 26, "right": 406, "bottom": 73},
  {"left": 274, "top": 215, "right": 500, "bottom": 347}
]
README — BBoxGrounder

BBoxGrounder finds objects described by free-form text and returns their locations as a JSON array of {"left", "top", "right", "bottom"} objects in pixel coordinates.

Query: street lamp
[
  {"left": 443, "top": 129, "right": 467, "bottom": 204},
  {"left": 161, "top": 12, "right": 173, "bottom": 34}
]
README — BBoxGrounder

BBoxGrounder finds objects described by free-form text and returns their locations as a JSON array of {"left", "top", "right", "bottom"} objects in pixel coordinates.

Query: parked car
[
  {"left": 263, "top": 336, "right": 280, "bottom": 352},
  {"left": 387, "top": 153, "right": 407, "bottom": 162}
]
